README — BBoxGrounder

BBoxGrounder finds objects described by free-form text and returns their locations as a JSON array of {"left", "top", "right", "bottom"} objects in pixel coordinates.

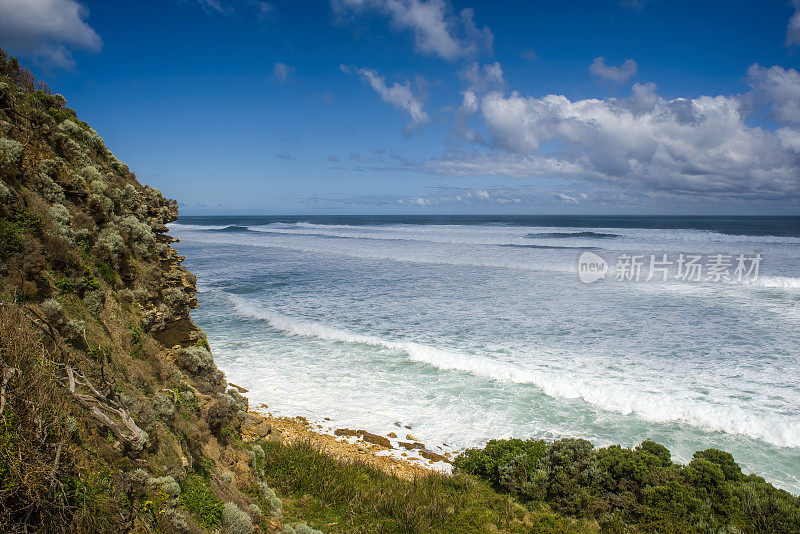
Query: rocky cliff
[{"left": 0, "top": 49, "right": 293, "bottom": 534}]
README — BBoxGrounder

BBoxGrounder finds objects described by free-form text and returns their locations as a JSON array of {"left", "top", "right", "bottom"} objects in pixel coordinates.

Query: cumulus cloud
[
  {"left": 459, "top": 62, "right": 505, "bottom": 93},
  {"left": 342, "top": 65, "right": 429, "bottom": 133},
  {"left": 430, "top": 78, "right": 800, "bottom": 201},
  {"left": 745, "top": 64, "right": 800, "bottom": 126},
  {"left": 276, "top": 152, "right": 296, "bottom": 160},
  {"left": 590, "top": 57, "right": 638, "bottom": 83},
  {"left": 788, "top": 0, "right": 800, "bottom": 46},
  {"left": 332, "top": 0, "right": 492, "bottom": 61},
  {"left": 0, "top": 0, "right": 102, "bottom": 69},
  {"left": 273, "top": 62, "right": 294, "bottom": 83}
]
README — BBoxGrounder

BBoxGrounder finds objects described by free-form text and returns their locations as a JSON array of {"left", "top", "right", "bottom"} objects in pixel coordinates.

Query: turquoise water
[{"left": 171, "top": 216, "right": 800, "bottom": 493}]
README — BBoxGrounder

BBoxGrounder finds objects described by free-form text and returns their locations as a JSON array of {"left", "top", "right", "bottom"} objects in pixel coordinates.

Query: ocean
[{"left": 170, "top": 215, "right": 800, "bottom": 493}]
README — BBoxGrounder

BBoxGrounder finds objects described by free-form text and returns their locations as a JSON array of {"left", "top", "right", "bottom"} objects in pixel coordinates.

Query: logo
[{"left": 577, "top": 251, "right": 608, "bottom": 283}]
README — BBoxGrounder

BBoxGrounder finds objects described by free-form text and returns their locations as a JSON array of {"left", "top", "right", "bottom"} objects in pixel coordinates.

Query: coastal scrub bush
[
  {"left": 149, "top": 475, "right": 181, "bottom": 497},
  {"left": 176, "top": 346, "right": 214, "bottom": 373},
  {"left": 162, "top": 287, "right": 186, "bottom": 308},
  {"left": 36, "top": 173, "right": 64, "bottom": 203},
  {"left": 84, "top": 289, "right": 104, "bottom": 316},
  {"left": 222, "top": 502, "right": 253, "bottom": 534},
  {"left": 153, "top": 392, "right": 175, "bottom": 418},
  {"left": 41, "top": 297, "right": 63, "bottom": 323},
  {"left": 49, "top": 203, "right": 71, "bottom": 233},
  {"left": 97, "top": 262, "right": 116, "bottom": 286},
  {"left": 88, "top": 193, "right": 113, "bottom": 222},
  {"left": 227, "top": 388, "right": 249, "bottom": 412},
  {"left": 180, "top": 474, "right": 224, "bottom": 529},
  {"left": 118, "top": 214, "right": 155, "bottom": 256},
  {"left": 62, "top": 319, "right": 84, "bottom": 341},
  {"left": 80, "top": 164, "right": 102, "bottom": 182},
  {"left": 38, "top": 158, "right": 60, "bottom": 176},
  {"left": 95, "top": 227, "right": 124, "bottom": 257},
  {"left": 259, "top": 481, "right": 282, "bottom": 517},
  {"left": 0, "top": 137, "right": 22, "bottom": 165},
  {"left": 454, "top": 437, "right": 547, "bottom": 488},
  {"left": 455, "top": 437, "right": 800, "bottom": 533}
]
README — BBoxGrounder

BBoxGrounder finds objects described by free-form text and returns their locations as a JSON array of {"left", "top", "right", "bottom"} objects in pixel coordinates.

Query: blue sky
[{"left": 2, "top": 0, "right": 800, "bottom": 214}]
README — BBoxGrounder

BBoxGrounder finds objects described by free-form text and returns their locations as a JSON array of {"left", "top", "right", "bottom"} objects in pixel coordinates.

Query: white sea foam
[{"left": 229, "top": 296, "right": 800, "bottom": 449}]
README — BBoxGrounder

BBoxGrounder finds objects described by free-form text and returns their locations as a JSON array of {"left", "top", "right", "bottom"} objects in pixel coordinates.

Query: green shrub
[
  {"left": 454, "top": 437, "right": 800, "bottom": 533},
  {"left": 454, "top": 437, "right": 547, "bottom": 488},
  {"left": 196, "top": 336, "right": 211, "bottom": 351},
  {"left": 180, "top": 474, "right": 223, "bottom": 529},
  {"left": 97, "top": 262, "right": 116, "bottom": 286},
  {"left": 82, "top": 267, "right": 99, "bottom": 291}
]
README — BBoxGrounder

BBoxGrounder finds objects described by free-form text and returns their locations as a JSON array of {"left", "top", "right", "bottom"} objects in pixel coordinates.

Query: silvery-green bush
[
  {"left": 37, "top": 173, "right": 64, "bottom": 203},
  {"left": 41, "top": 298, "right": 63, "bottom": 323},
  {"left": 222, "top": 502, "right": 253, "bottom": 534},
  {"left": 258, "top": 481, "right": 282, "bottom": 517},
  {"left": 96, "top": 227, "right": 124, "bottom": 255},
  {"left": 153, "top": 393, "right": 175, "bottom": 418},
  {"left": 88, "top": 193, "right": 113, "bottom": 219},
  {"left": 149, "top": 475, "right": 180, "bottom": 497},
  {"left": 176, "top": 346, "right": 214, "bottom": 373},
  {"left": 49, "top": 204, "right": 72, "bottom": 237},
  {"left": 0, "top": 137, "right": 22, "bottom": 165},
  {"left": 38, "top": 158, "right": 60, "bottom": 176},
  {"left": 80, "top": 164, "right": 102, "bottom": 182},
  {"left": 62, "top": 319, "right": 85, "bottom": 340},
  {"left": 118, "top": 214, "right": 155, "bottom": 256}
]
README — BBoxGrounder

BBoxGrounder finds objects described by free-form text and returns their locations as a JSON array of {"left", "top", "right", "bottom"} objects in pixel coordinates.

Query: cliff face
[{"left": 0, "top": 50, "right": 277, "bottom": 533}]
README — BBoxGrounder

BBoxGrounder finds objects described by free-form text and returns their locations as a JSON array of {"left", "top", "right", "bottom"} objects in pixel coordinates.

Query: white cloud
[
  {"left": 788, "top": 0, "right": 800, "bottom": 46},
  {"left": 343, "top": 65, "right": 429, "bottom": 133},
  {"left": 332, "top": 0, "right": 492, "bottom": 61},
  {"left": 459, "top": 61, "right": 505, "bottom": 93},
  {"left": 461, "top": 89, "right": 478, "bottom": 113},
  {"left": 439, "top": 78, "right": 800, "bottom": 201},
  {"left": 0, "top": 0, "right": 101, "bottom": 69},
  {"left": 745, "top": 64, "right": 800, "bottom": 126},
  {"left": 590, "top": 57, "right": 638, "bottom": 83},
  {"left": 273, "top": 62, "right": 294, "bottom": 83}
]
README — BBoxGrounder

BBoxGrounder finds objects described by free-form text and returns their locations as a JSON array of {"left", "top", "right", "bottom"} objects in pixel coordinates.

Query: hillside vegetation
[{"left": 0, "top": 49, "right": 798, "bottom": 533}]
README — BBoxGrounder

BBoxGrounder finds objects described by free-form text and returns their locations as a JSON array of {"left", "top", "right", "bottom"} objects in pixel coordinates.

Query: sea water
[{"left": 170, "top": 215, "right": 800, "bottom": 493}]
